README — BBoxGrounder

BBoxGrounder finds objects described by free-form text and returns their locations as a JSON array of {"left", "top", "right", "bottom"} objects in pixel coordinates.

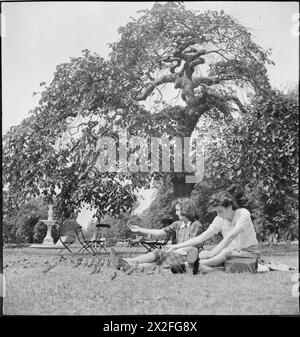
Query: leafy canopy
[{"left": 3, "top": 2, "right": 274, "bottom": 219}]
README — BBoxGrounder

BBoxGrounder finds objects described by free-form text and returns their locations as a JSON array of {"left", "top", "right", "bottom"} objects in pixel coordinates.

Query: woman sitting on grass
[
  {"left": 110, "top": 198, "right": 203, "bottom": 273},
  {"left": 165, "top": 191, "right": 258, "bottom": 273}
]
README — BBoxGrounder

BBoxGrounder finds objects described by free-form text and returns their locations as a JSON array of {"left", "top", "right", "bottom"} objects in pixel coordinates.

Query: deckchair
[
  {"left": 140, "top": 218, "right": 175, "bottom": 252},
  {"left": 140, "top": 231, "right": 173, "bottom": 252},
  {"left": 127, "top": 235, "right": 144, "bottom": 247}
]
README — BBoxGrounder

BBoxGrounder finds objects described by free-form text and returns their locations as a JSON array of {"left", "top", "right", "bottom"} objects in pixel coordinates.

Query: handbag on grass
[{"left": 224, "top": 251, "right": 259, "bottom": 273}]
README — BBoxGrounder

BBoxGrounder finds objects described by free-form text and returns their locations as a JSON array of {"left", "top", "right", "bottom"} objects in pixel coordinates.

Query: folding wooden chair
[
  {"left": 57, "top": 235, "right": 76, "bottom": 255},
  {"left": 139, "top": 218, "right": 176, "bottom": 252},
  {"left": 75, "top": 226, "right": 97, "bottom": 254},
  {"left": 127, "top": 235, "right": 144, "bottom": 247},
  {"left": 92, "top": 223, "right": 111, "bottom": 254},
  {"left": 140, "top": 231, "right": 173, "bottom": 252}
]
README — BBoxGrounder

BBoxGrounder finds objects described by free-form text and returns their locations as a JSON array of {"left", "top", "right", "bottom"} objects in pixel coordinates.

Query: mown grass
[{"left": 3, "top": 245, "right": 299, "bottom": 315}]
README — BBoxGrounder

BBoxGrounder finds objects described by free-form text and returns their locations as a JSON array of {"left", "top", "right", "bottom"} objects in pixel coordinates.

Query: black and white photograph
[{"left": 1, "top": 1, "right": 299, "bottom": 318}]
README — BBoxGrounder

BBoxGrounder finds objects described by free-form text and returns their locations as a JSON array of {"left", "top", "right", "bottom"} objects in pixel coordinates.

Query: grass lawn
[{"left": 3, "top": 244, "right": 299, "bottom": 315}]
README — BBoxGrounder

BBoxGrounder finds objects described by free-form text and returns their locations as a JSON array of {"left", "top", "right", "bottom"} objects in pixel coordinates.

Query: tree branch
[
  {"left": 205, "top": 89, "right": 246, "bottom": 114},
  {"left": 193, "top": 76, "right": 235, "bottom": 87},
  {"left": 185, "top": 49, "right": 207, "bottom": 61},
  {"left": 190, "top": 57, "right": 205, "bottom": 68},
  {"left": 159, "top": 56, "right": 183, "bottom": 74},
  {"left": 160, "top": 56, "right": 181, "bottom": 63},
  {"left": 135, "top": 74, "right": 177, "bottom": 101},
  {"left": 183, "top": 48, "right": 227, "bottom": 61},
  {"left": 226, "top": 95, "right": 246, "bottom": 113},
  {"left": 67, "top": 122, "right": 89, "bottom": 136}
]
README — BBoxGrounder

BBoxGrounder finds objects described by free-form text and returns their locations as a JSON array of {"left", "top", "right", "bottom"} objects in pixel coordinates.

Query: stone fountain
[
  {"left": 30, "top": 204, "right": 58, "bottom": 248},
  {"left": 41, "top": 204, "right": 56, "bottom": 245}
]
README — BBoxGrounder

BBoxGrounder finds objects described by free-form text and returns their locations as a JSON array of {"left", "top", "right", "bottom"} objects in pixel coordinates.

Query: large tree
[{"left": 3, "top": 2, "right": 274, "bottom": 220}]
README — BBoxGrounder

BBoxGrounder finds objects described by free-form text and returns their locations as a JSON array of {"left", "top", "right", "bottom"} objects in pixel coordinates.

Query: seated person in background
[
  {"left": 165, "top": 191, "right": 258, "bottom": 273},
  {"left": 110, "top": 198, "right": 203, "bottom": 273}
]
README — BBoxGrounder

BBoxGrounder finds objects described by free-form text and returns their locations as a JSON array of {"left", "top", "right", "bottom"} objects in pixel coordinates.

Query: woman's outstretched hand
[{"left": 127, "top": 223, "right": 142, "bottom": 233}]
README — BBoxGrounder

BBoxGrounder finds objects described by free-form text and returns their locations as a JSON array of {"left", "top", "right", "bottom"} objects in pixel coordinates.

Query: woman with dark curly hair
[
  {"left": 110, "top": 198, "right": 203, "bottom": 273},
  {"left": 166, "top": 191, "right": 258, "bottom": 272}
]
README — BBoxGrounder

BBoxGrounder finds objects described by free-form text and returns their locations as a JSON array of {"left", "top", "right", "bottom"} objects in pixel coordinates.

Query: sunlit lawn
[{"left": 3, "top": 244, "right": 299, "bottom": 315}]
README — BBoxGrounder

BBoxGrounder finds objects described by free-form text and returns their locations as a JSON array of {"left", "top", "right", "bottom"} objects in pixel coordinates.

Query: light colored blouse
[{"left": 208, "top": 208, "right": 258, "bottom": 249}]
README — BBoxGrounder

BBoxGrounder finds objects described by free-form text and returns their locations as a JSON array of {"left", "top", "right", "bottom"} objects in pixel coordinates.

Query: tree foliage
[
  {"left": 3, "top": 3, "right": 276, "bottom": 225},
  {"left": 111, "top": 2, "right": 272, "bottom": 116},
  {"left": 191, "top": 89, "right": 298, "bottom": 241},
  {"left": 3, "top": 197, "right": 48, "bottom": 243},
  {"left": 141, "top": 176, "right": 175, "bottom": 229}
]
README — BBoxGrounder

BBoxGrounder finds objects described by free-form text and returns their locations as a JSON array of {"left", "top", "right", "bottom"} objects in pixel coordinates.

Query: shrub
[
  {"left": 33, "top": 220, "right": 60, "bottom": 244},
  {"left": 3, "top": 198, "right": 48, "bottom": 243}
]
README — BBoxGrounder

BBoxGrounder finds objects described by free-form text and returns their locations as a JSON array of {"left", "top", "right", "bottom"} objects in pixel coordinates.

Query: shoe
[
  {"left": 186, "top": 260, "right": 200, "bottom": 275},
  {"left": 110, "top": 248, "right": 131, "bottom": 272},
  {"left": 186, "top": 247, "right": 199, "bottom": 275},
  {"left": 193, "top": 258, "right": 200, "bottom": 275}
]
